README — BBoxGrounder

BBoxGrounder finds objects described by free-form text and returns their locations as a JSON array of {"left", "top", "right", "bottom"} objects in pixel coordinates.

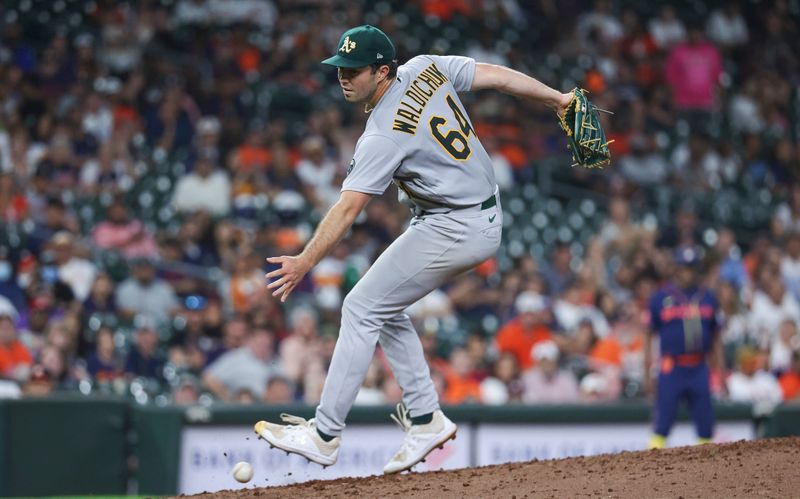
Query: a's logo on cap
[{"left": 339, "top": 36, "right": 356, "bottom": 53}]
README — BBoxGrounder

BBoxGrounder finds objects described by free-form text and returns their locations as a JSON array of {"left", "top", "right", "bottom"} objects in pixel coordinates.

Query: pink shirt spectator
[
  {"left": 92, "top": 201, "right": 159, "bottom": 259},
  {"left": 665, "top": 41, "right": 722, "bottom": 110},
  {"left": 93, "top": 219, "right": 159, "bottom": 259}
]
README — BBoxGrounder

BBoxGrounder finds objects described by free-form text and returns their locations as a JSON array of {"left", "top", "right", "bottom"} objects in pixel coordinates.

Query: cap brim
[{"left": 321, "top": 54, "right": 370, "bottom": 68}]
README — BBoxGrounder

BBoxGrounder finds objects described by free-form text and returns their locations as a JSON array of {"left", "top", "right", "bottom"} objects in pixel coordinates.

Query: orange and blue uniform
[{"left": 649, "top": 282, "right": 719, "bottom": 444}]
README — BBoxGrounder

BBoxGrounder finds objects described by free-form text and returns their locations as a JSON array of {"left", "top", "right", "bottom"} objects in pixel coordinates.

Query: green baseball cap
[{"left": 321, "top": 25, "right": 396, "bottom": 68}]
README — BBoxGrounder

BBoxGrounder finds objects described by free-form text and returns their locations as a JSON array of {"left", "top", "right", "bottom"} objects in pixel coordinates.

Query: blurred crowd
[{"left": 0, "top": 0, "right": 799, "bottom": 411}]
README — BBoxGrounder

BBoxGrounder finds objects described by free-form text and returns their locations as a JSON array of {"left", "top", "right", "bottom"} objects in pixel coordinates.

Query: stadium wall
[{"left": 1, "top": 397, "right": 799, "bottom": 496}]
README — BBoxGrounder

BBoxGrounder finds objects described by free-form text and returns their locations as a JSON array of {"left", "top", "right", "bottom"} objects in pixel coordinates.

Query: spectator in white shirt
[
  {"left": 706, "top": 5, "right": 749, "bottom": 49},
  {"left": 649, "top": 5, "right": 687, "bottom": 49},
  {"left": 172, "top": 155, "right": 231, "bottom": 216},
  {"left": 748, "top": 278, "right": 800, "bottom": 348},
  {"left": 296, "top": 136, "right": 339, "bottom": 211},
  {"left": 727, "top": 346, "right": 783, "bottom": 411},
  {"left": 769, "top": 319, "right": 800, "bottom": 373},
  {"left": 780, "top": 231, "right": 800, "bottom": 302},
  {"left": 50, "top": 232, "right": 97, "bottom": 302}
]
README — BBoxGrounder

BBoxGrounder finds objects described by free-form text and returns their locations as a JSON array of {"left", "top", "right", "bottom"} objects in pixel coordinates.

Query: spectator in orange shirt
[
  {"left": 0, "top": 298, "right": 32, "bottom": 383},
  {"left": 232, "top": 127, "right": 271, "bottom": 173},
  {"left": 779, "top": 350, "right": 800, "bottom": 402},
  {"left": 443, "top": 347, "right": 482, "bottom": 405},
  {"left": 494, "top": 291, "right": 553, "bottom": 370}
]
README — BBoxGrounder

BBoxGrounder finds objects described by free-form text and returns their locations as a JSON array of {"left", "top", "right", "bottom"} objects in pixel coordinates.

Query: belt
[
  {"left": 664, "top": 352, "right": 705, "bottom": 366},
  {"left": 417, "top": 190, "right": 497, "bottom": 217}
]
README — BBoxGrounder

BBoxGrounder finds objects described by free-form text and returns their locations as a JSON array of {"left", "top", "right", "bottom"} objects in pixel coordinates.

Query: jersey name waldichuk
[{"left": 342, "top": 55, "right": 495, "bottom": 213}]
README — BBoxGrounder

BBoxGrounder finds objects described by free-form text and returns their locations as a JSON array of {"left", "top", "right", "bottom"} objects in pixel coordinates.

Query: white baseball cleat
[
  {"left": 383, "top": 403, "right": 457, "bottom": 474},
  {"left": 254, "top": 414, "right": 340, "bottom": 467}
]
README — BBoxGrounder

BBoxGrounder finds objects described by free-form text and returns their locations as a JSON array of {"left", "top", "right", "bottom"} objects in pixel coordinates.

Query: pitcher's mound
[{"left": 183, "top": 436, "right": 800, "bottom": 498}]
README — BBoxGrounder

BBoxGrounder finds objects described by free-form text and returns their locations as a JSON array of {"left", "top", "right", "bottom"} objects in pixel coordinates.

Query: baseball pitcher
[{"left": 255, "top": 24, "right": 573, "bottom": 473}]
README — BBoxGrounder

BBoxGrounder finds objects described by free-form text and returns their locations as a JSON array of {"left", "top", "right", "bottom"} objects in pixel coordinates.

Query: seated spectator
[
  {"left": 354, "top": 359, "right": 386, "bottom": 406},
  {"left": 234, "top": 389, "right": 257, "bottom": 405},
  {"left": 443, "top": 347, "right": 482, "bottom": 405},
  {"left": 521, "top": 341, "right": 581, "bottom": 404},
  {"left": 713, "top": 228, "right": 749, "bottom": 292},
  {"left": 780, "top": 231, "right": 800, "bottom": 302},
  {"left": 772, "top": 184, "right": 800, "bottom": 238},
  {"left": 494, "top": 291, "right": 553, "bottom": 371},
  {"left": 205, "top": 316, "right": 248, "bottom": 366},
  {"left": 705, "top": 5, "right": 748, "bottom": 49},
  {"left": 296, "top": 136, "right": 338, "bottom": 210},
  {"left": 553, "top": 280, "right": 610, "bottom": 338},
  {"left": 168, "top": 295, "right": 217, "bottom": 375},
  {"left": 33, "top": 344, "right": 73, "bottom": 392},
  {"left": 202, "top": 328, "right": 281, "bottom": 402},
  {"left": 748, "top": 278, "right": 800, "bottom": 348},
  {"left": 124, "top": 319, "right": 166, "bottom": 382},
  {"left": 172, "top": 155, "right": 231, "bottom": 216},
  {"left": 617, "top": 133, "right": 669, "bottom": 187},
  {"left": 263, "top": 375, "right": 295, "bottom": 405},
  {"left": 769, "top": 319, "right": 799, "bottom": 373},
  {"left": 83, "top": 273, "right": 119, "bottom": 323},
  {"left": 225, "top": 252, "right": 267, "bottom": 315},
  {"left": 85, "top": 326, "right": 122, "bottom": 382},
  {"left": 172, "top": 374, "right": 201, "bottom": 406},
  {"left": 485, "top": 352, "right": 524, "bottom": 403},
  {"left": 92, "top": 199, "right": 159, "bottom": 259},
  {"left": 50, "top": 231, "right": 97, "bottom": 302},
  {"left": 726, "top": 347, "right": 783, "bottom": 409},
  {"left": 778, "top": 351, "right": 800, "bottom": 402},
  {"left": 541, "top": 242, "right": 574, "bottom": 297},
  {"left": 0, "top": 299, "right": 31, "bottom": 383},
  {"left": 116, "top": 258, "right": 179, "bottom": 326},
  {"left": 649, "top": 5, "right": 686, "bottom": 49},
  {"left": 279, "top": 306, "right": 324, "bottom": 384},
  {"left": 579, "top": 371, "right": 619, "bottom": 403}
]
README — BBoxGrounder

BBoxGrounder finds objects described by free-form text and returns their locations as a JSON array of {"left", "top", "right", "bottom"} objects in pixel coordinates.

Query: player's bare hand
[
  {"left": 556, "top": 90, "right": 574, "bottom": 118},
  {"left": 265, "top": 255, "right": 311, "bottom": 303}
]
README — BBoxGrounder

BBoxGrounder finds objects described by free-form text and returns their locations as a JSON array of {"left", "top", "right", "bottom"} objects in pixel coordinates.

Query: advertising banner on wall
[
  {"left": 178, "top": 424, "right": 472, "bottom": 494},
  {"left": 475, "top": 421, "right": 753, "bottom": 464}
]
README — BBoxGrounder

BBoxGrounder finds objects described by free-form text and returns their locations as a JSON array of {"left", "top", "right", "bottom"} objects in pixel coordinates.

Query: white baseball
[{"left": 232, "top": 461, "right": 254, "bottom": 483}]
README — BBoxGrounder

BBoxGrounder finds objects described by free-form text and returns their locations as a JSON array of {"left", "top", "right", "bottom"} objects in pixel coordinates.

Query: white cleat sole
[
  {"left": 254, "top": 421, "right": 335, "bottom": 468},
  {"left": 384, "top": 424, "right": 458, "bottom": 475}
]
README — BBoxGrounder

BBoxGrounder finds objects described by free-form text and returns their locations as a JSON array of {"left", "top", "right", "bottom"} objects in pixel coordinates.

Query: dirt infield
[{"left": 184, "top": 437, "right": 800, "bottom": 499}]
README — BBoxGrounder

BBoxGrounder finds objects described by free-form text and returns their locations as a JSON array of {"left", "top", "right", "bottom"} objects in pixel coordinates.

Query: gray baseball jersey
[
  {"left": 315, "top": 55, "right": 503, "bottom": 437},
  {"left": 342, "top": 55, "right": 496, "bottom": 212}
]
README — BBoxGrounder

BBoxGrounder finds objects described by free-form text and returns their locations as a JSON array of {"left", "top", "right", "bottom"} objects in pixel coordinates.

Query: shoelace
[
  {"left": 389, "top": 403, "right": 425, "bottom": 461},
  {"left": 390, "top": 403, "right": 412, "bottom": 432},
  {"left": 280, "top": 413, "right": 313, "bottom": 430}
]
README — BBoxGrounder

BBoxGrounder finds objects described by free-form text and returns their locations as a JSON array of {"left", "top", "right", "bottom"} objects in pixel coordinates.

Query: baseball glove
[{"left": 557, "top": 88, "right": 613, "bottom": 168}]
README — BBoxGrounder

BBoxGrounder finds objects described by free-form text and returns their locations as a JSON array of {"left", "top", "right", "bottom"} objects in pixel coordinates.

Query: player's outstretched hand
[
  {"left": 265, "top": 255, "right": 311, "bottom": 303},
  {"left": 556, "top": 90, "right": 574, "bottom": 118}
]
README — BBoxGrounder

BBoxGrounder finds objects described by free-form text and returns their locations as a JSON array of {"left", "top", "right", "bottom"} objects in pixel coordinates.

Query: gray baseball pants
[{"left": 315, "top": 192, "right": 502, "bottom": 436}]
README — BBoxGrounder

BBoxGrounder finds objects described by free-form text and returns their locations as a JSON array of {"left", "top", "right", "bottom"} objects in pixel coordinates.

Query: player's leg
[
  {"left": 316, "top": 212, "right": 498, "bottom": 435},
  {"left": 686, "top": 363, "right": 714, "bottom": 442},
  {"left": 649, "top": 366, "right": 680, "bottom": 449},
  {"left": 255, "top": 203, "right": 501, "bottom": 467},
  {"left": 378, "top": 313, "right": 439, "bottom": 418}
]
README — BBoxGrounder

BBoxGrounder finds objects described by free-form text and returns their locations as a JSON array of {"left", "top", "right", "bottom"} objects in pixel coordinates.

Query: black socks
[
  {"left": 410, "top": 412, "right": 433, "bottom": 425},
  {"left": 317, "top": 428, "right": 336, "bottom": 442},
  {"left": 317, "top": 412, "right": 433, "bottom": 441}
]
